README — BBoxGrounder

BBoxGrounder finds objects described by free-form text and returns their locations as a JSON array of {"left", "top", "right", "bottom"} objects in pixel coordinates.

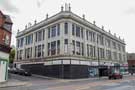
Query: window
[
  {"left": 57, "top": 40, "right": 60, "bottom": 54},
  {"left": 112, "top": 41, "right": 116, "bottom": 49},
  {"left": 99, "top": 48, "right": 105, "bottom": 58},
  {"left": 87, "top": 44, "right": 95, "bottom": 57},
  {"left": 26, "top": 34, "right": 33, "bottom": 45},
  {"left": 30, "top": 47, "right": 32, "bottom": 58},
  {"left": 72, "top": 40, "right": 75, "bottom": 54},
  {"left": 38, "top": 31, "right": 42, "bottom": 41},
  {"left": 119, "top": 53, "right": 122, "bottom": 60},
  {"left": 93, "top": 46, "right": 96, "bottom": 57},
  {"left": 93, "top": 32, "right": 96, "bottom": 42},
  {"left": 25, "top": 49, "right": 27, "bottom": 58},
  {"left": 106, "top": 50, "right": 112, "bottom": 60},
  {"left": 123, "top": 55, "right": 125, "bottom": 61},
  {"left": 18, "top": 38, "right": 24, "bottom": 47},
  {"left": 51, "top": 41, "right": 56, "bottom": 55},
  {"left": 51, "top": 26, "right": 56, "bottom": 37},
  {"left": 72, "top": 24, "right": 75, "bottom": 35},
  {"left": 57, "top": 24, "right": 60, "bottom": 36},
  {"left": 17, "top": 39, "right": 20, "bottom": 48},
  {"left": 28, "top": 35, "right": 30, "bottom": 44},
  {"left": 118, "top": 44, "right": 121, "bottom": 51},
  {"left": 122, "top": 46, "right": 125, "bottom": 52},
  {"left": 81, "top": 27, "right": 83, "bottom": 38},
  {"left": 81, "top": 43, "right": 84, "bottom": 56},
  {"left": 100, "top": 35, "right": 104, "bottom": 45},
  {"left": 64, "top": 39, "right": 68, "bottom": 44},
  {"left": 48, "top": 27, "right": 50, "bottom": 38},
  {"left": 86, "top": 30, "right": 88, "bottom": 40},
  {"left": 38, "top": 45, "right": 41, "bottom": 57},
  {"left": 25, "top": 48, "right": 31, "bottom": 59},
  {"left": 48, "top": 43, "right": 50, "bottom": 56},
  {"left": 43, "top": 30, "right": 45, "bottom": 40},
  {"left": 76, "top": 26, "right": 80, "bottom": 37},
  {"left": 20, "top": 38, "right": 23, "bottom": 47},
  {"left": 89, "top": 31, "right": 92, "bottom": 41},
  {"left": 25, "top": 36, "right": 27, "bottom": 45},
  {"left": 76, "top": 41, "right": 80, "bottom": 55},
  {"left": 42, "top": 44, "right": 44, "bottom": 57},
  {"left": 87, "top": 44, "right": 89, "bottom": 56},
  {"left": 106, "top": 39, "right": 111, "bottom": 47},
  {"left": 64, "top": 22, "right": 68, "bottom": 34},
  {"left": 97, "top": 34, "right": 99, "bottom": 44},
  {"left": 35, "top": 46, "right": 37, "bottom": 57},
  {"left": 35, "top": 32, "right": 38, "bottom": 42},
  {"left": 90, "top": 45, "right": 93, "bottom": 57},
  {"left": 64, "top": 39, "right": 68, "bottom": 53},
  {"left": 113, "top": 52, "right": 117, "bottom": 60},
  {"left": 19, "top": 50, "right": 23, "bottom": 60}
]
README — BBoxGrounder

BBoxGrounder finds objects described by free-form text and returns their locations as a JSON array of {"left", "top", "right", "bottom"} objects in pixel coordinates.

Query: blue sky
[{"left": 0, "top": 0, "right": 135, "bottom": 53}]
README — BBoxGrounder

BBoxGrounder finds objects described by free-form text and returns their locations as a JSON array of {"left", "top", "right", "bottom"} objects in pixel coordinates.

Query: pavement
[
  {"left": 0, "top": 79, "right": 27, "bottom": 87},
  {"left": 0, "top": 73, "right": 135, "bottom": 90},
  {"left": 0, "top": 74, "right": 30, "bottom": 90}
]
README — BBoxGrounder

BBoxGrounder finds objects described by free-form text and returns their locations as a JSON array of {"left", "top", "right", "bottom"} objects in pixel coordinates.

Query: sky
[{"left": 0, "top": 0, "right": 135, "bottom": 53}]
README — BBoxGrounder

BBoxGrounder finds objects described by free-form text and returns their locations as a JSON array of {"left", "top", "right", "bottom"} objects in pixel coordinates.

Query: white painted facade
[
  {"left": 0, "top": 51, "right": 8, "bottom": 83},
  {"left": 15, "top": 5, "right": 127, "bottom": 67}
]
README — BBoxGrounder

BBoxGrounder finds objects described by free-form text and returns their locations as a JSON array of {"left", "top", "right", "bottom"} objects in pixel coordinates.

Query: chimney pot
[{"left": 61, "top": 6, "right": 64, "bottom": 11}]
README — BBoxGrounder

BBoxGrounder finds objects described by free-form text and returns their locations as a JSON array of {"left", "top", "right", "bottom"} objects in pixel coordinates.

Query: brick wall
[{"left": 0, "top": 11, "right": 12, "bottom": 47}]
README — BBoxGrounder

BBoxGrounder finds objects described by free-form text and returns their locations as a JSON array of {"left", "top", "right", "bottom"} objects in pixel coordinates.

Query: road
[{"left": 9, "top": 74, "right": 135, "bottom": 90}]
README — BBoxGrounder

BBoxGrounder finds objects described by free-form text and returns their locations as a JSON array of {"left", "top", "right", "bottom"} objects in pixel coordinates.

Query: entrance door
[{"left": 99, "top": 67, "right": 108, "bottom": 76}]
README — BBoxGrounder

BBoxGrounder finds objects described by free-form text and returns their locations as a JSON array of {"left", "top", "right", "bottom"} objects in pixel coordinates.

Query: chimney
[
  {"left": 119, "top": 36, "right": 121, "bottom": 39},
  {"left": 25, "top": 25, "right": 27, "bottom": 29},
  {"left": 102, "top": 26, "right": 104, "bottom": 30},
  {"left": 69, "top": 3, "right": 71, "bottom": 12},
  {"left": 17, "top": 29, "right": 20, "bottom": 33},
  {"left": 93, "top": 21, "right": 96, "bottom": 25},
  {"left": 82, "top": 14, "right": 85, "bottom": 20},
  {"left": 61, "top": 5, "right": 64, "bottom": 12},
  {"left": 46, "top": 14, "right": 48, "bottom": 19},
  {"left": 109, "top": 30, "right": 111, "bottom": 33},
  {"left": 34, "top": 20, "right": 37, "bottom": 25}
]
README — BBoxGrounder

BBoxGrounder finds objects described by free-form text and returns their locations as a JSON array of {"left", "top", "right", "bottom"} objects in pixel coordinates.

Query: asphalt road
[{"left": 9, "top": 74, "right": 135, "bottom": 90}]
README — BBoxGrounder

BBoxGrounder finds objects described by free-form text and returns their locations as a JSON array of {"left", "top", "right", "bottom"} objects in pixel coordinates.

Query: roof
[
  {"left": 0, "top": 10, "right": 5, "bottom": 18},
  {"left": 4, "top": 15, "right": 13, "bottom": 24}
]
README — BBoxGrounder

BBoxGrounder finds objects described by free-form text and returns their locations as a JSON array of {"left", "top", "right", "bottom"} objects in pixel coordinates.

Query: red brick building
[
  {"left": 0, "top": 10, "right": 12, "bottom": 82},
  {"left": 0, "top": 10, "right": 13, "bottom": 53},
  {"left": 127, "top": 53, "right": 135, "bottom": 73}
]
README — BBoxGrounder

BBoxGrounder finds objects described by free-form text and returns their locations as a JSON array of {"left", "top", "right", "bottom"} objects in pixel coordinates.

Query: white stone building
[{"left": 15, "top": 4, "right": 126, "bottom": 78}]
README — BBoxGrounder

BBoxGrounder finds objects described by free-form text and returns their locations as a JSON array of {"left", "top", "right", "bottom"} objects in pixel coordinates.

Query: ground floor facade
[
  {"left": 127, "top": 60, "right": 135, "bottom": 73},
  {"left": 15, "top": 56, "right": 127, "bottom": 79},
  {"left": 0, "top": 52, "right": 9, "bottom": 83}
]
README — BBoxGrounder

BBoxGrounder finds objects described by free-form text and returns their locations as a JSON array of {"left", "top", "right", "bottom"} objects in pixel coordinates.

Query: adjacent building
[
  {"left": 0, "top": 10, "right": 12, "bottom": 82},
  {"left": 15, "top": 4, "right": 127, "bottom": 78},
  {"left": 127, "top": 53, "right": 135, "bottom": 73}
]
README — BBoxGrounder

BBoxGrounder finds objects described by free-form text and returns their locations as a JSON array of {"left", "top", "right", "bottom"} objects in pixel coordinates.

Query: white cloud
[{"left": 0, "top": 0, "right": 19, "bottom": 13}]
